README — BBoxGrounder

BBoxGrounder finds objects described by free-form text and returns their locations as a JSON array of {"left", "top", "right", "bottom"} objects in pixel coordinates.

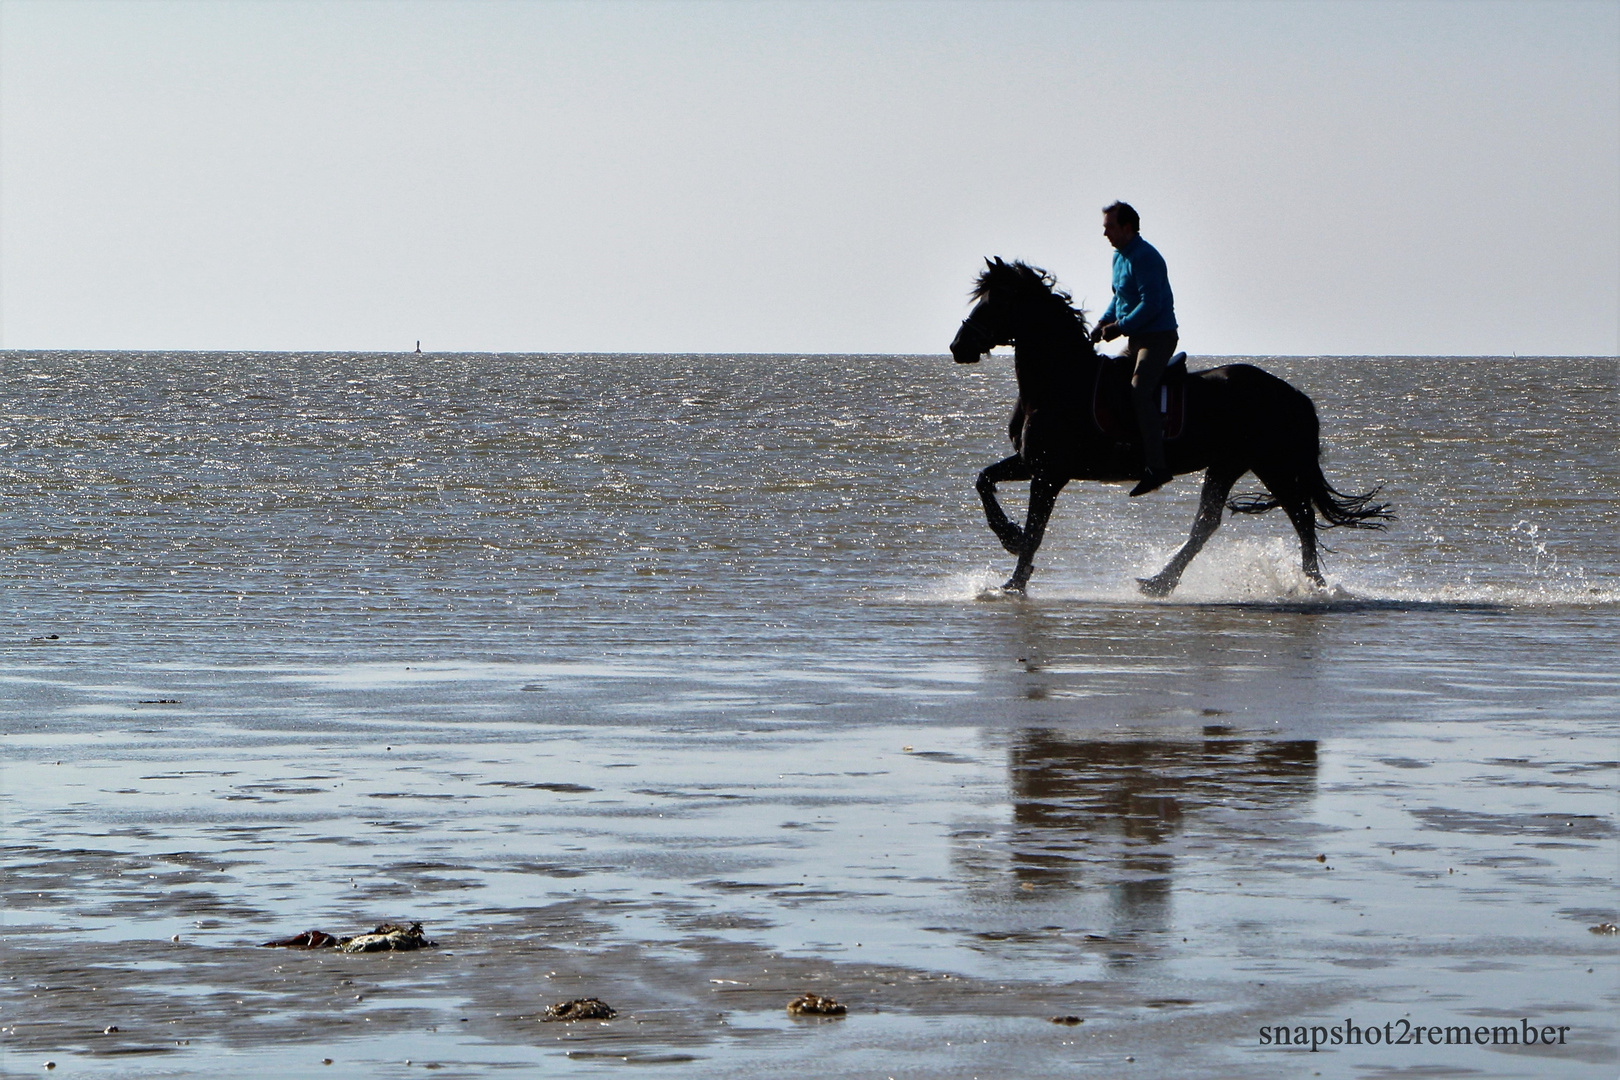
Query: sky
[{"left": 1, "top": 0, "right": 1615, "bottom": 356}]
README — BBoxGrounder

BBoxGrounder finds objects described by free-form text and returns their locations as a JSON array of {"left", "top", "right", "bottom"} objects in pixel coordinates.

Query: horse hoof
[
  {"left": 1136, "top": 576, "right": 1173, "bottom": 598},
  {"left": 1001, "top": 579, "right": 1027, "bottom": 595}
]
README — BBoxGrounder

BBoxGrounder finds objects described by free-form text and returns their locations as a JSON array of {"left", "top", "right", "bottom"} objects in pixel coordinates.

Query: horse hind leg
[
  {"left": 1284, "top": 496, "right": 1326, "bottom": 588},
  {"left": 1138, "top": 466, "right": 1241, "bottom": 598},
  {"left": 977, "top": 454, "right": 1033, "bottom": 556},
  {"left": 1254, "top": 467, "right": 1327, "bottom": 589}
]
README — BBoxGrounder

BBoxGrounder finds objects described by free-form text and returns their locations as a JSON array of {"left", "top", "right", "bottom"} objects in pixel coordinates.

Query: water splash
[{"left": 906, "top": 536, "right": 1618, "bottom": 608}]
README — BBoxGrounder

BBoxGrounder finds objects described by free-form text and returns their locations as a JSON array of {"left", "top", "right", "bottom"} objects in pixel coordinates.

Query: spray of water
[{"left": 907, "top": 534, "right": 1618, "bottom": 607}]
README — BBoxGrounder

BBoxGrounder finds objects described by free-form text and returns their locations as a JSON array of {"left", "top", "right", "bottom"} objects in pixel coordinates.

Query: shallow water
[{"left": 1, "top": 352, "right": 1616, "bottom": 1077}]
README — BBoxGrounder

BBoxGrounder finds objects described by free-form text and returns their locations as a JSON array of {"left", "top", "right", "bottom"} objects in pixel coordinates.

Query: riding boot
[
  {"left": 1129, "top": 386, "right": 1169, "bottom": 495},
  {"left": 1126, "top": 333, "right": 1174, "bottom": 496}
]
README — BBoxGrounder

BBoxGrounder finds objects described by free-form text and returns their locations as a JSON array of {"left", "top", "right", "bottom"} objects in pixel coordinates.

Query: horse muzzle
[{"left": 950, "top": 322, "right": 988, "bottom": 363}]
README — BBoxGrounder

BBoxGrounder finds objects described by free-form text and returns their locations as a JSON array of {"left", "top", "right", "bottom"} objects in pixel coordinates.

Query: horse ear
[{"left": 984, "top": 257, "right": 995, "bottom": 270}]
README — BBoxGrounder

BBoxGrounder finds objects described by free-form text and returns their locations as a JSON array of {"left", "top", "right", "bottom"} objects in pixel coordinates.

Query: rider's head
[{"left": 1101, "top": 201, "right": 1139, "bottom": 250}]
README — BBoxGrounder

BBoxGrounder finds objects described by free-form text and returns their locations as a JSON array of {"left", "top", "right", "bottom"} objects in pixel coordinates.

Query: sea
[{"left": 1, "top": 351, "right": 1615, "bottom": 1078}]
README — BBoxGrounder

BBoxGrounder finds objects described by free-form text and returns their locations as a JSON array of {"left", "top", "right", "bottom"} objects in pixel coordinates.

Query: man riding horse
[
  {"left": 1089, "top": 201, "right": 1177, "bottom": 497},
  {"left": 949, "top": 257, "right": 1391, "bottom": 595}
]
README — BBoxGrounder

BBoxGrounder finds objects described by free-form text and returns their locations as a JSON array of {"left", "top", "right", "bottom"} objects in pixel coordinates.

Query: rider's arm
[{"left": 1093, "top": 294, "right": 1120, "bottom": 341}]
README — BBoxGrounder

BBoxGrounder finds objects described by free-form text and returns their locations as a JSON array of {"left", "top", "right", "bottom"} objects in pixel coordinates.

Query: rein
[{"left": 958, "top": 315, "right": 1004, "bottom": 353}]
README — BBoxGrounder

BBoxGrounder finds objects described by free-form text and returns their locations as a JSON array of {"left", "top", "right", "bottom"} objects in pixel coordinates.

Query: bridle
[{"left": 957, "top": 312, "right": 1006, "bottom": 355}]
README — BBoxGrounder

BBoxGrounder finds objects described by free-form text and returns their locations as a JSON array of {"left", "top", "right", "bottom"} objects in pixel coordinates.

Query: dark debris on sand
[
  {"left": 542, "top": 998, "right": 617, "bottom": 1022},
  {"left": 260, "top": 929, "right": 342, "bottom": 949},
  {"left": 786, "top": 993, "right": 846, "bottom": 1016},
  {"left": 259, "top": 922, "right": 436, "bottom": 952}
]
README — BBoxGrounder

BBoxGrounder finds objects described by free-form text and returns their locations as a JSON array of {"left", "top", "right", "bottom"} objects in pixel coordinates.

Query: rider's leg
[{"left": 1129, "top": 331, "right": 1177, "bottom": 488}]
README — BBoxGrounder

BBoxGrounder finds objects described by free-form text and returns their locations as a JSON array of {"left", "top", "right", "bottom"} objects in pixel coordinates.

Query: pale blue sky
[{"left": 2, "top": 0, "right": 1615, "bottom": 354}]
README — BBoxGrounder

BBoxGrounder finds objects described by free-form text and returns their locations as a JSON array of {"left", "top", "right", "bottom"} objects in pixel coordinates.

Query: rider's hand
[{"left": 1093, "top": 321, "right": 1120, "bottom": 343}]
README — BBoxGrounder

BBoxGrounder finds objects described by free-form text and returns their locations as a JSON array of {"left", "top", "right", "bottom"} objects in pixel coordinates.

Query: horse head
[
  {"left": 951, "top": 258, "right": 1014, "bottom": 363},
  {"left": 950, "top": 257, "right": 1088, "bottom": 363}
]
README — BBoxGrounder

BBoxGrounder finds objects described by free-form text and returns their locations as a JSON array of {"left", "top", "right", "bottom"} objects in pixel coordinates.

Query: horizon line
[{"left": 2, "top": 348, "right": 1615, "bottom": 360}]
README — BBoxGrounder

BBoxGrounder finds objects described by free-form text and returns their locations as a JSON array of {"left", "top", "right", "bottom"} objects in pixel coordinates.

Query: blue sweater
[{"left": 1101, "top": 235, "right": 1177, "bottom": 335}]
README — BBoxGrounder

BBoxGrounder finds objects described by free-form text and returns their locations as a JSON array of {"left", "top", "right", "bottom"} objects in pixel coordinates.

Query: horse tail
[
  {"left": 1223, "top": 371, "right": 1393, "bottom": 529},
  {"left": 1297, "top": 396, "right": 1393, "bottom": 528},
  {"left": 1304, "top": 466, "right": 1394, "bottom": 529},
  {"left": 1228, "top": 464, "right": 1389, "bottom": 528},
  {"left": 1226, "top": 491, "right": 1284, "bottom": 516}
]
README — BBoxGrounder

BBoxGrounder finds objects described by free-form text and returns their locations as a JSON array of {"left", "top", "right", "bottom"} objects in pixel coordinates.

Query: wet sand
[{"left": 3, "top": 614, "right": 1616, "bottom": 1079}]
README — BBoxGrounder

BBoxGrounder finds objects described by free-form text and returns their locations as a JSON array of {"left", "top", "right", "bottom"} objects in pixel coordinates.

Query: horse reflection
[{"left": 957, "top": 730, "right": 1318, "bottom": 933}]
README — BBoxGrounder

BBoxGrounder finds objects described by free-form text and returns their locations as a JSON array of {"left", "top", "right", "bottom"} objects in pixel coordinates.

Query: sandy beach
[{"left": 4, "top": 613, "right": 1616, "bottom": 1078}]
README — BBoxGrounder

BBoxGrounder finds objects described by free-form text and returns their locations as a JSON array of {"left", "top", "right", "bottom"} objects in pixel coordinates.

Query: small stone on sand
[
  {"left": 1590, "top": 923, "right": 1618, "bottom": 935},
  {"left": 1049, "top": 1015, "right": 1083, "bottom": 1025}
]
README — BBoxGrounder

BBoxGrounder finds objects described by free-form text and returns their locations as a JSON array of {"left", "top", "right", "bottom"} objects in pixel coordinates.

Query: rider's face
[{"left": 1102, "top": 211, "right": 1135, "bottom": 250}]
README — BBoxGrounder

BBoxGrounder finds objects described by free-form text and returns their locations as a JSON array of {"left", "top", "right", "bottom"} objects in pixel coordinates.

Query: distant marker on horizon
[{"left": 415, "top": 340, "right": 421, "bottom": 354}]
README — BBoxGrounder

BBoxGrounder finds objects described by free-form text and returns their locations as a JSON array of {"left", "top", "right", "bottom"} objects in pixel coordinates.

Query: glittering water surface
[{"left": 1, "top": 352, "right": 1615, "bottom": 1078}]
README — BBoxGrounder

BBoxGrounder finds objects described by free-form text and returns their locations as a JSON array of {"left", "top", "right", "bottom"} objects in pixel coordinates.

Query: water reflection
[{"left": 958, "top": 729, "right": 1318, "bottom": 935}]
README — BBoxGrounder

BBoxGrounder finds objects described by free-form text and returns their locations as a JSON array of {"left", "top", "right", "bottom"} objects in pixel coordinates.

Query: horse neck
[{"left": 1012, "top": 306, "right": 1097, "bottom": 395}]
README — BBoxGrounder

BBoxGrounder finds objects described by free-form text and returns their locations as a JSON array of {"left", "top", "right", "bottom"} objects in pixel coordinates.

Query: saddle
[{"left": 1092, "top": 351, "right": 1188, "bottom": 443}]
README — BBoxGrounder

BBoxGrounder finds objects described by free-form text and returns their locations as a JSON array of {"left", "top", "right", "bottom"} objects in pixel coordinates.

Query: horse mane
[{"left": 970, "top": 258, "right": 1090, "bottom": 334}]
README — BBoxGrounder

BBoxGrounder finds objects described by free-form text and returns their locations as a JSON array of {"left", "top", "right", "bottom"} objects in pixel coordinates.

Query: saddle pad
[{"left": 1092, "top": 354, "right": 1186, "bottom": 442}]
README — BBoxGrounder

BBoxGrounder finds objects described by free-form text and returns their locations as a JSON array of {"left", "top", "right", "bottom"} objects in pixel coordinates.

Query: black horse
[{"left": 949, "top": 259, "right": 1390, "bottom": 596}]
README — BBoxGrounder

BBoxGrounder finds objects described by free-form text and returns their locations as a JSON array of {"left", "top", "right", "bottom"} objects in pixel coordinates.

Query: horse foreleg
[
  {"left": 977, "top": 455, "right": 1032, "bottom": 556},
  {"left": 1138, "top": 467, "right": 1240, "bottom": 598},
  {"left": 1004, "top": 475, "right": 1067, "bottom": 594}
]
